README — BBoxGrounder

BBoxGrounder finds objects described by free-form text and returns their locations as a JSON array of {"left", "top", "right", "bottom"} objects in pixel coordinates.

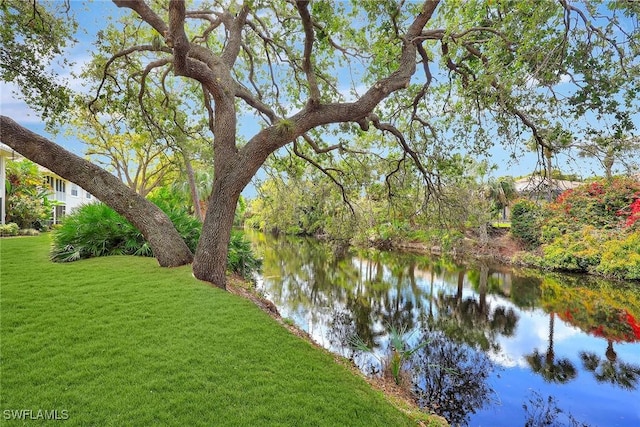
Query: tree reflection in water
[
  {"left": 430, "top": 262, "right": 519, "bottom": 381},
  {"left": 523, "top": 390, "right": 590, "bottom": 427},
  {"left": 580, "top": 340, "right": 640, "bottom": 390},
  {"left": 250, "top": 231, "right": 640, "bottom": 426},
  {"left": 409, "top": 328, "right": 496, "bottom": 426},
  {"left": 525, "top": 312, "right": 578, "bottom": 384}
]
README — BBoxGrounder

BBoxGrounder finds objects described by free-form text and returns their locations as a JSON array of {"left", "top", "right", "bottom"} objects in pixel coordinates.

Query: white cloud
[{"left": 486, "top": 304, "right": 582, "bottom": 369}]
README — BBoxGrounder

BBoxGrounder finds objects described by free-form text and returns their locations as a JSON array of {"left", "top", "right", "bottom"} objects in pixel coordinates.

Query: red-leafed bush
[
  {"left": 547, "top": 176, "right": 640, "bottom": 231},
  {"left": 532, "top": 176, "right": 640, "bottom": 280},
  {"left": 624, "top": 197, "right": 640, "bottom": 228}
]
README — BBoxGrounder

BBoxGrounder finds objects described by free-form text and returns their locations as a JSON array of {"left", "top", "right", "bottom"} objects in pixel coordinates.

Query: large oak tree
[{"left": 1, "top": 0, "right": 638, "bottom": 288}]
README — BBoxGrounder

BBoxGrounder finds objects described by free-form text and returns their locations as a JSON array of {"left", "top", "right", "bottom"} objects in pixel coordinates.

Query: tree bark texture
[
  {"left": 0, "top": 115, "right": 194, "bottom": 267},
  {"left": 192, "top": 175, "right": 240, "bottom": 288}
]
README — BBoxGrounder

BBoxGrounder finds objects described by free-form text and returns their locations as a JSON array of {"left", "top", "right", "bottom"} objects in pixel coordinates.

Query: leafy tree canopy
[{"left": 0, "top": 0, "right": 77, "bottom": 121}]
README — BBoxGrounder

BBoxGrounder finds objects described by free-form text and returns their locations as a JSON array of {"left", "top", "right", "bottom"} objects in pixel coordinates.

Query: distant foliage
[
  {"left": 510, "top": 199, "right": 542, "bottom": 248},
  {"left": 246, "top": 156, "right": 491, "bottom": 252},
  {"left": 550, "top": 178, "right": 640, "bottom": 230},
  {"left": 596, "top": 232, "right": 640, "bottom": 280},
  {"left": 5, "top": 160, "right": 54, "bottom": 229},
  {"left": 246, "top": 176, "right": 356, "bottom": 239},
  {"left": 539, "top": 226, "right": 606, "bottom": 272},
  {"left": 50, "top": 200, "right": 261, "bottom": 278},
  {"left": 529, "top": 177, "right": 640, "bottom": 280},
  {"left": 625, "top": 198, "right": 640, "bottom": 228}
]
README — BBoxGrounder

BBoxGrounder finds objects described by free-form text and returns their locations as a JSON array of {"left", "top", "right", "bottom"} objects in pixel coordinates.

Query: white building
[
  {"left": 514, "top": 175, "right": 583, "bottom": 200},
  {"left": 0, "top": 143, "right": 95, "bottom": 225}
]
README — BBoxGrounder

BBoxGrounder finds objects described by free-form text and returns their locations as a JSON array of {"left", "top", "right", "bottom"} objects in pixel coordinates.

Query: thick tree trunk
[
  {"left": 192, "top": 175, "right": 240, "bottom": 288},
  {"left": 0, "top": 115, "right": 193, "bottom": 267}
]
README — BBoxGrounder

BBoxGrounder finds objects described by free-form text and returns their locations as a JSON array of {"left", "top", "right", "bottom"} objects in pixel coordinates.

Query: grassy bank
[{"left": 0, "top": 235, "right": 415, "bottom": 426}]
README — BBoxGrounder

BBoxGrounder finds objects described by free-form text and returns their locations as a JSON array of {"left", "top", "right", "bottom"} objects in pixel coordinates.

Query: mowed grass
[{"left": 0, "top": 235, "right": 414, "bottom": 426}]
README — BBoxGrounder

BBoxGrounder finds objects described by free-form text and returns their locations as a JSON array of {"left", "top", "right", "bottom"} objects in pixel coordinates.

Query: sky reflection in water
[{"left": 249, "top": 231, "right": 640, "bottom": 427}]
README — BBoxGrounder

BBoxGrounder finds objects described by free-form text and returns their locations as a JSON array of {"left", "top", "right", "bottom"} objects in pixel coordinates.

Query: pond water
[{"left": 248, "top": 231, "right": 640, "bottom": 427}]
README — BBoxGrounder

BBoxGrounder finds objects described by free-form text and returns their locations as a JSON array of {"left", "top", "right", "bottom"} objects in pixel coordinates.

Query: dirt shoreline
[{"left": 389, "top": 230, "right": 523, "bottom": 266}]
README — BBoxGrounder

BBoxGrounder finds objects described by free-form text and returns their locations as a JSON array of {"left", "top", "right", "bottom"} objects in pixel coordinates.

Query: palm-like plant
[
  {"left": 350, "top": 323, "right": 430, "bottom": 386},
  {"left": 50, "top": 203, "right": 144, "bottom": 262},
  {"left": 227, "top": 230, "right": 262, "bottom": 279},
  {"left": 526, "top": 349, "right": 577, "bottom": 383},
  {"left": 484, "top": 176, "right": 517, "bottom": 220}
]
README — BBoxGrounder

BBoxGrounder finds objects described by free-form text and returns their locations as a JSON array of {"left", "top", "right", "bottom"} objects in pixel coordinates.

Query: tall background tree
[{"left": 1, "top": 0, "right": 639, "bottom": 288}]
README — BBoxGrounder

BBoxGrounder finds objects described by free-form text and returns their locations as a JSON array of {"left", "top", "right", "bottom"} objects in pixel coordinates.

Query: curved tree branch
[
  {"left": 90, "top": 44, "right": 171, "bottom": 112},
  {"left": 292, "top": 139, "right": 354, "bottom": 214},
  {"left": 113, "top": 0, "right": 168, "bottom": 35},
  {"left": 295, "top": 0, "right": 321, "bottom": 107},
  {"left": 0, "top": 115, "right": 193, "bottom": 267},
  {"left": 220, "top": 5, "right": 249, "bottom": 67}
]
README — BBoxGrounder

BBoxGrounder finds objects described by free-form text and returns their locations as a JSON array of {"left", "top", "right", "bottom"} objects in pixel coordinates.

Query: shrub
[
  {"left": 0, "top": 223, "right": 19, "bottom": 237},
  {"left": 624, "top": 197, "right": 640, "bottom": 228},
  {"left": 511, "top": 251, "right": 543, "bottom": 267},
  {"left": 228, "top": 230, "right": 262, "bottom": 279},
  {"left": 540, "top": 226, "right": 605, "bottom": 272},
  {"left": 51, "top": 201, "right": 261, "bottom": 278},
  {"left": 5, "top": 160, "right": 54, "bottom": 229},
  {"left": 596, "top": 232, "right": 640, "bottom": 280},
  {"left": 532, "top": 177, "right": 640, "bottom": 279},
  {"left": 17, "top": 228, "right": 40, "bottom": 236},
  {"left": 549, "top": 177, "right": 640, "bottom": 231},
  {"left": 50, "top": 203, "right": 145, "bottom": 262},
  {"left": 511, "top": 199, "right": 542, "bottom": 248}
]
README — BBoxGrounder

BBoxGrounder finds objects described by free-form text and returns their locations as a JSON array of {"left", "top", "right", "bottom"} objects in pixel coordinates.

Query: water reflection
[
  {"left": 249, "top": 231, "right": 640, "bottom": 426},
  {"left": 433, "top": 265, "right": 519, "bottom": 353},
  {"left": 525, "top": 312, "right": 578, "bottom": 384},
  {"left": 522, "top": 390, "right": 590, "bottom": 427},
  {"left": 580, "top": 341, "right": 640, "bottom": 390},
  {"left": 410, "top": 327, "right": 496, "bottom": 426}
]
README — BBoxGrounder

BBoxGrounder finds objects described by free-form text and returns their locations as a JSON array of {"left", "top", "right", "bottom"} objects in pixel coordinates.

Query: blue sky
[{"left": 1, "top": 0, "right": 633, "bottom": 196}]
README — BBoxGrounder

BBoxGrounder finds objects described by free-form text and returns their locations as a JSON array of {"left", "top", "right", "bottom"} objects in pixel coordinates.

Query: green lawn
[{"left": 0, "top": 235, "right": 415, "bottom": 426}]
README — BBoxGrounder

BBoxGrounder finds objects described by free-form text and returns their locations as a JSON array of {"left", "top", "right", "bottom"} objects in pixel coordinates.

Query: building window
[
  {"left": 86, "top": 192, "right": 92, "bottom": 199},
  {"left": 55, "top": 179, "right": 66, "bottom": 193},
  {"left": 71, "top": 184, "right": 78, "bottom": 197}
]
